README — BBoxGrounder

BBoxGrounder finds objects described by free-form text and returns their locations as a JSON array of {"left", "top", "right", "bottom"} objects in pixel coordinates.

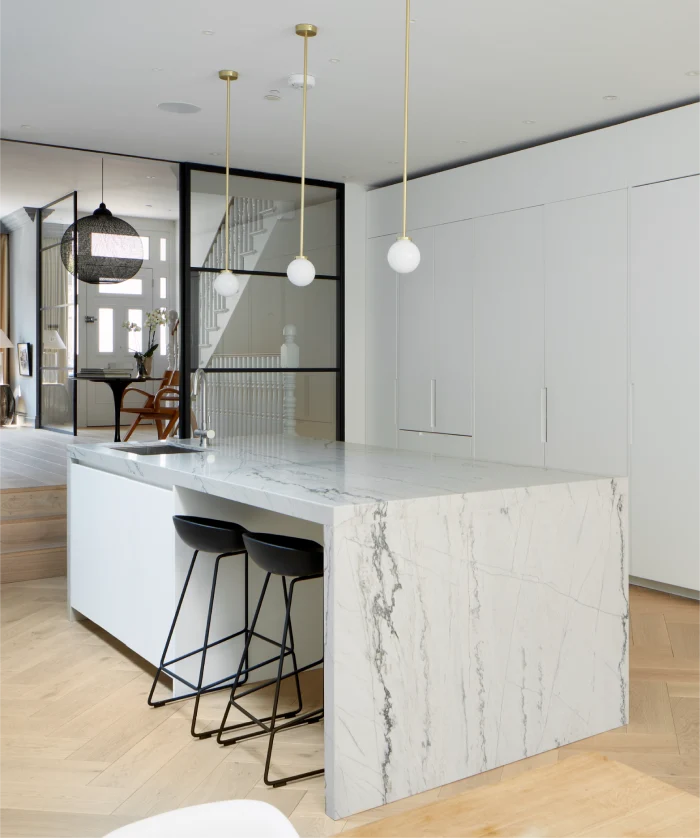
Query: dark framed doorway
[{"left": 177, "top": 162, "right": 345, "bottom": 441}]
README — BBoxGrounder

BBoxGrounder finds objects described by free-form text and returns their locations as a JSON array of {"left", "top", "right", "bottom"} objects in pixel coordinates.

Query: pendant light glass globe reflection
[{"left": 60, "top": 202, "right": 143, "bottom": 284}]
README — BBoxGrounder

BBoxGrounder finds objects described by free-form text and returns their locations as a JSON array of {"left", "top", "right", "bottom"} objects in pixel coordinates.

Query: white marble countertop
[{"left": 68, "top": 435, "right": 610, "bottom": 525}]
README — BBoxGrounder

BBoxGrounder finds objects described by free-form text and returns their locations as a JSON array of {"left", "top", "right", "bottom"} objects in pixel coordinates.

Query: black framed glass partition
[
  {"left": 37, "top": 192, "right": 78, "bottom": 433},
  {"left": 179, "top": 163, "right": 344, "bottom": 441}
]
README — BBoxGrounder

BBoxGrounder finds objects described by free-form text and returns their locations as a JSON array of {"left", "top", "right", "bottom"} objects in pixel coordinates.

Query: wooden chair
[{"left": 121, "top": 371, "right": 181, "bottom": 442}]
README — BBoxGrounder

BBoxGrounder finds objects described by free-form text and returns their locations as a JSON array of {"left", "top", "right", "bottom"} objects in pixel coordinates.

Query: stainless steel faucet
[{"left": 192, "top": 367, "right": 215, "bottom": 448}]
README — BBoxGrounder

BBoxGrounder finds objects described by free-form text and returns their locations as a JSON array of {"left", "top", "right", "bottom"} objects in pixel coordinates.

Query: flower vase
[{"left": 143, "top": 356, "right": 153, "bottom": 378}]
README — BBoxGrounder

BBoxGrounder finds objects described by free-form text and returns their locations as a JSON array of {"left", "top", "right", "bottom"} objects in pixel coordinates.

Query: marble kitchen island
[{"left": 67, "top": 436, "right": 628, "bottom": 820}]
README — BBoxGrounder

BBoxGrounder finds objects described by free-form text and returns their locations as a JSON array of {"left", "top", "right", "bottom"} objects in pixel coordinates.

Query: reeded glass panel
[
  {"left": 190, "top": 170, "right": 338, "bottom": 276},
  {"left": 201, "top": 371, "right": 336, "bottom": 442}
]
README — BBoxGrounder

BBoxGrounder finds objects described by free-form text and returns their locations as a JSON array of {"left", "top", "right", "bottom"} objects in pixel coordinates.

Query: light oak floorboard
[{"left": 0, "top": 581, "right": 697, "bottom": 837}]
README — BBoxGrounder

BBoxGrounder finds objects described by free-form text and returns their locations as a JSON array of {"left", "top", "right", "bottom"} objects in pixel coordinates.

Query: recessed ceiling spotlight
[
  {"left": 20, "top": 124, "right": 32, "bottom": 129},
  {"left": 686, "top": 70, "right": 700, "bottom": 76},
  {"left": 157, "top": 101, "right": 201, "bottom": 114},
  {"left": 201, "top": 30, "right": 215, "bottom": 35},
  {"left": 523, "top": 119, "right": 536, "bottom": 124},
  {"left": 389, "top": 160, "right": 399, "bottom": 164},
  {"left": 457, "top": 139, "right": 469, "bottom": 144},
  {"left": 145, "top": 204, "right": 153, "bottom": 208},
  {"left": 209, "top": 151, "right": 221, "bottom": 156},
  {"left": 152, "top": 67, "right": 164, "bottom": 72},
  {"left": 329, "top": 58, "right": 341, "bottom": 63},
  {"left": 264, "top": 90, "right": 281, "bottom": 101},
  {"left": 602, "top": 95, "right": 618, "bottom": 101},
  {"left": 146, "top": 175, "right": 156, "bottom": 179}
]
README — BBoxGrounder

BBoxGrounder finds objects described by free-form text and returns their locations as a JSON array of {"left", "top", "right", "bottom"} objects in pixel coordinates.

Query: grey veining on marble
[
  {"left": 324, "top": 477, "right": 628, "bottom": 819},
  {"left": 68, "top": 435, "right": 610, "bottom": 524}
]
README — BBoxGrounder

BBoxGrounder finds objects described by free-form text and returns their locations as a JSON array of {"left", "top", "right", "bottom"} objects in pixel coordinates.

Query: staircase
[
  {"left": 0, "top": 486, "right": 67, "bottom": 582},
  {"left": 198, "top": 197, "right": 283, "bottom": 367}
]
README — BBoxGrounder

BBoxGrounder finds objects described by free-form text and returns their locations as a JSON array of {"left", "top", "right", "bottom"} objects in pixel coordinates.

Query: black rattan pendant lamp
[{"left": 60, "top": 159, "right": 144, "bottom": 284}]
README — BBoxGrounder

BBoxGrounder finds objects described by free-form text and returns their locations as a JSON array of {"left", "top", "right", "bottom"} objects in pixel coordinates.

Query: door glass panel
[
  {"left": 98, "top": 308, "right": 114, "bottom": 352},
  {"left": 140, "top": 236, "right": 150, "bottom": 260},
  {"left": 160, "top": 238, "right": 167, "bottom": 261},
  {"left": 127, "top": 309, "right": 143, "bottom": 352},
  {"left": 39, "top": 192, "right": 78, "bottom": 433},
  {"left": 160, "top": 277, "right": 167, "bottom": 299},
  {"left": 99, "top": 278, "right": 143, "bottom": 295}
]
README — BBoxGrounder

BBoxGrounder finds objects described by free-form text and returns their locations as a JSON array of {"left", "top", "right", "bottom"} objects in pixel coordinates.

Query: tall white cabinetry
[
  {"left": 544, "top": 190, "right": 629, "bottom": 476},
  {"left": 630, "top": 176, "right": 699, "bottom": 591},
  {"left": 473, "top": 207, "right": 544, "bottom": 467},
  {"left": 397, "top": 222, "right": 473, "bottom": 436}
]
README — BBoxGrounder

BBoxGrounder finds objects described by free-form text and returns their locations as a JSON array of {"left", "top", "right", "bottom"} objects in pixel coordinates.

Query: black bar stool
[
  {"left": 217, "top": 532, "right": 324, "bottom": 788},
  {"left": 147, "top": 516, "right": 302, "bottom": 739}
]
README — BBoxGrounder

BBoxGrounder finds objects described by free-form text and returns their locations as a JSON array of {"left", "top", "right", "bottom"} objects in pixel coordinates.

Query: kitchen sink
[{"left": 109, "top": 444, "right": 200, "bottom": 456}]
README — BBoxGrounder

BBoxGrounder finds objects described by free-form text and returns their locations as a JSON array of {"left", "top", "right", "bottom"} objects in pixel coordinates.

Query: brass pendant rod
[
  {"left": 224, "top": 76, "right": 231, "bottom": 272},
  {"left": 401, "top": 0, "right": 411, "bottom": 239},
  {"left": 299, "top": 32, "right": 309, "bottom": 258}
]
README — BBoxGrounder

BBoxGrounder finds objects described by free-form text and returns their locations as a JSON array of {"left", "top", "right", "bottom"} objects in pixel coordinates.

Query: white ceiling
[
  {"left": 1, "top": 0, "right": 698, "bottom": 189},
  {"left": 0, "top": 142, "right": 179, "bottom": 220}
]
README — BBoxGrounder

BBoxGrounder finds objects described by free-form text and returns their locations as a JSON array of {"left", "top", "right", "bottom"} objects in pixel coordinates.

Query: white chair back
[{"left": 103, "top": 799, "right": 300, "bottom": 838}]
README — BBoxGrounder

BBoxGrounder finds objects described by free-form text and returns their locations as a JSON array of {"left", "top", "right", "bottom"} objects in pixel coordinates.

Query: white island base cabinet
[{"left": 68, "top": 463, "right": 324, "bottom": 692}]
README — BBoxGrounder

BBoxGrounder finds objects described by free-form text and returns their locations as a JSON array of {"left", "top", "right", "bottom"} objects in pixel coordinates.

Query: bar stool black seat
[
  {"left": 148, "top": 516, "right": 302, "bottom": 740},
  {"left": 217, "top": 532, "right": 324, "bottom": 788}
]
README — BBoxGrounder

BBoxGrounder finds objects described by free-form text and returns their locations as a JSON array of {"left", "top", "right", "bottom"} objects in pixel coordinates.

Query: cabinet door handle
[
  {"left": 430, "top": 379, "right": 436, "bottom": 430},
  {"left": 540, "top": 387, "right": 548, "bottom": 443}
]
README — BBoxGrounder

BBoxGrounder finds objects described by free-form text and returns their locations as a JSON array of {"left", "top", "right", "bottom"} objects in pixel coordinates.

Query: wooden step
[
  {"left": 0, "top": 515, "right": 66, "bottom": 550},
  {"left": 0, "top": 545, "right": 67, "bottom": 583},
  {"left": 0, "top": 486, "right": 66, "bottom": 520}
]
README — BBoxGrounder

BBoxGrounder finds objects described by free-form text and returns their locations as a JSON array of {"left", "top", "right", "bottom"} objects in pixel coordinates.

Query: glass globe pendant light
[
  {"left": 60, "top": 159, "right": 144, "bottom": 284},
  {"left": 287, "top": 23, "right": 318, "bottom": 287},
  {"left": 387, "top": 0, "right": 420, "bottom": 274},
  {"left": 213, "top": 69, "right": 241, "bottom": 297}
]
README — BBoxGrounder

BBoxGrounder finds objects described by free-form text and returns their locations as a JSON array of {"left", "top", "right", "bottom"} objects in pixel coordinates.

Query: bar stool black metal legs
[
  {"left": 217, "top": 532, "right": 325, "bottom": 788},
  {"left": 148, "top": 516, "right": 303, "bottom": 740}
]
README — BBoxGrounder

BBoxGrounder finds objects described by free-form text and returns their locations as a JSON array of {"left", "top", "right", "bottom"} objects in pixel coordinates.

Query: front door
[{"left": 77, "top": 225, "right": 173, "bottom": 427}]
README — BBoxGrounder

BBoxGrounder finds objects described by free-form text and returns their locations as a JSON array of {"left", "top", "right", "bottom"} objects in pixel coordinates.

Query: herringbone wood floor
[{"left": 0, "top": 579, "right": 697, "bottom": 837}]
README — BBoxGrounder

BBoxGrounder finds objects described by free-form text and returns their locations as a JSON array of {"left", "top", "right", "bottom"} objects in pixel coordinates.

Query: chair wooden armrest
[{"left": 121, "top": 387, "right": 155, "bottom": 408}]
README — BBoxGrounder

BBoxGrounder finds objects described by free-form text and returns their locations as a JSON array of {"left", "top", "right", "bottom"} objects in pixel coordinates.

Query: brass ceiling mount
[
  {"left": 295, "top": 23, "right": 318, "bottom": 37},
  {"left": 218, "top": 70, "right": 239, "bottom": 81}
]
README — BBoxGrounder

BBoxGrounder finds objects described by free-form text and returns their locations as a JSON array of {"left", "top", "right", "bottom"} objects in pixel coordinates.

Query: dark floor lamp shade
[{"left": 60, "top": 203, "right": 143, "bottom": 284}]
